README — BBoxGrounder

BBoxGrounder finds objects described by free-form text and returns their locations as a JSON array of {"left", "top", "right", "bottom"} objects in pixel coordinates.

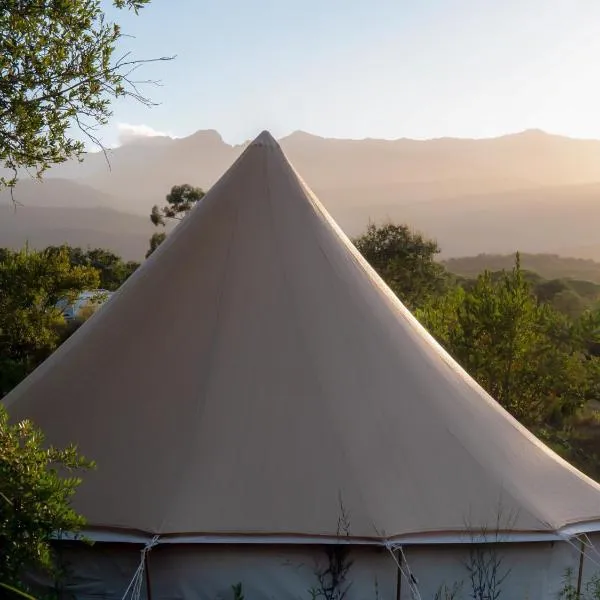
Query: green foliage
[
  {"left": 417, "top": 256, "right": 600, "bottom": 433},
  {"left": 415, "top": 285, "right": 466, "bottom": 348},
  {"left": 349, "top": 223, "right": 600, "bottom": 477},
  {"left": 0, "top": 0, "right": 162, "bottom": 188},
  {"left": 147, "top": 184, "right": 204, "bottom": 257},
  {"left": 0, "top": 582, "right": 37, "bottom": 599},
  {"left": 413, "top": 255, "right": 600, "bottom": 477},
  {"left": 587, "top": 573, "right": 600, "bottom": 599},
  {"left": 0, "top": 246, "right": 99, "bottom": 397},
  {"left": 0, "top": 405, "right": 93, "bottom": 594},
  {"left": 146, "top": 232, "right": 167, "bottom": 259},
  {"left": 459, "top": 269, "right": 600, "bottom": 319},
  {"left": 150, "top": 184, "right": 205, "bottom": 226},
  {"left": 353, "top": 222, "right": 448, "bottom": 310},
  {"left": 232, "top": 582, "right": 244, "bottom": 600},
  {"left": 558, "top": 568, "right": 585, "bottom": 600},
  {"left": 113, "top": 0, "right": 150, "bottom": 10},
  {"left": 47, "top": 245, "right": 139, "bottom": 291},
  {"left": 434, "top": 582, "right": 463, "bottom": 600}
]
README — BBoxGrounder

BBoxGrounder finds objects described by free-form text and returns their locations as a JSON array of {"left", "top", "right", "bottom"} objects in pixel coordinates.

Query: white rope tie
[
  {"left": 386, "top": 542, "right": 422, "bottom": 600},
  {"left": 121, "top": 535, "right": 160, "bottom": 600},
  {"left": 581, "top": 532, "right": 600, "bottom": 565},
  {"left": 559, "top": 532, "right": 600, "bottom": 572}
]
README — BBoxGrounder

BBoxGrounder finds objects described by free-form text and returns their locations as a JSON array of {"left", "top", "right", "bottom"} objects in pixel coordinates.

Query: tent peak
[
  {"left": 251, "top": 130, "right": 279, "bottom": 148},
  {"left": 7, "top": 126, "right": 600, "bottom": 541}
]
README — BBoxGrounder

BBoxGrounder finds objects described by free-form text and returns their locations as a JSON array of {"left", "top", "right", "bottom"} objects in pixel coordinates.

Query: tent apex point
[{"left": 251, "top": 130, "right": 279, "bottom": 148}]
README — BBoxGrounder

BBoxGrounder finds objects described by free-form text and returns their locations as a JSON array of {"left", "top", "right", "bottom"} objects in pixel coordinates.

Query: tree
[
  {"left": 147, "top": 232, "right": 167, "bottom": 258},
  {"left": 74, "top": 247, "right": 139, "bottom": 290},
  {"left": 416, "top": 256, "right": 600, "bottom": 432},
  {"left": 353, "top": 222, "right": 448, "bottom": 310},
  {"left": 415, "top": 285, "right": 465, "bottom": 348},
  {"left": 47, "top": 245, "right": 139, "bottom": 290},
  {"left": 0, "top": 246, "right": 99, "bottom": 397},
  {"left": 147, "top": 183, "right": 204, "bottom": 257},
  {"left": 0, "top": 0, "right": 171, "bottom": 189},
  {"left": 0, "top": 405, "right": 93, "bottom": 595}
]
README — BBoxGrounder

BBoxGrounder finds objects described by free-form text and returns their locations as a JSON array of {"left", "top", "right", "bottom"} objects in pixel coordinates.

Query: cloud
[{"left": 117, "top": 123, "right": 172, "bottom": 145}]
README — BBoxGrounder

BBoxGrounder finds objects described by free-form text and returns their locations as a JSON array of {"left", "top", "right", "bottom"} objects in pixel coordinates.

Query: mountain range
[{"left": 2, "top": 128, "right": 600, "bottom": 260}]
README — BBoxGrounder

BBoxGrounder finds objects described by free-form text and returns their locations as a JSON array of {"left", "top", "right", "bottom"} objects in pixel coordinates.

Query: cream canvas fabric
[{"left": 5, "top": 131, "right": 600, "bottom": 542}]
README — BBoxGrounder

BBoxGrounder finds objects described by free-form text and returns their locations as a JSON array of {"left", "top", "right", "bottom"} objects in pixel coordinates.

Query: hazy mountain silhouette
[
  {"left": 0, "top": 178, "right": 120, "bottom": 209},
  {"left": 3, "top": 128, "right": 600, "bottom": 260},
  {"left": 0, "top": 205, "right": 153, "bottom": 260}
]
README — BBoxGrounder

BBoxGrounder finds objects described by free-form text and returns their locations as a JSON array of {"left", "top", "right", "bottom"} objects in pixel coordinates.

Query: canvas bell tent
[{"left": 5, "top": 131, "right": 600, "bottom": 600}]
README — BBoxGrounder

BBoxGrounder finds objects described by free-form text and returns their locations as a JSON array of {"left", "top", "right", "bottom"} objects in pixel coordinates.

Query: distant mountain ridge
[
  {"left": 3, "top": 128, "right": 600, "bottom": 260},
  {"left": 0, "top": 205, "right": 152, "bottom": 260},
  {"left": 444, "top": 253, "right": 600, "bottom": 284}
]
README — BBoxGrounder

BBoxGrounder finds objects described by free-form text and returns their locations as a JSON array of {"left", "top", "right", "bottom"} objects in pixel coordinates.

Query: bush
[{"left": 0, "top": 406, "right": 92, "bottom": 594}]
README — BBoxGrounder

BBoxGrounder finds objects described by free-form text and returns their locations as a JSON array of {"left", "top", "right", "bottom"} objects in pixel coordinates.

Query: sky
[{"left": 99, "top": 0, "right": 600, "bottom": 147}]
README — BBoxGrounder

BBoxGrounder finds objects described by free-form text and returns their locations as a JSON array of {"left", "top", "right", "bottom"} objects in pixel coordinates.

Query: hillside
[
  {"left": 5, "top": 128, "right": 600, "bottom": 259},
  {"left": 0, "top": 205, "right": 154, "bottom": 260},
  {"left": 395, "top": 182, "right": 600, "bottom": 258},
  {"left": 444, "top": 253, "right": 600, "bottom": 283},
  {"left": 444, "top": 253, "right": 600, "bottom": 317},
  {"left": 0, "top": 178, "right": 120, "bottom": 209}
]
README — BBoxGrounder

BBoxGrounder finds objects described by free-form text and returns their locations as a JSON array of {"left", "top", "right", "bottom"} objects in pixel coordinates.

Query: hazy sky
[{"left": 101, "top": 0, "right": 600, "bottom": 146}]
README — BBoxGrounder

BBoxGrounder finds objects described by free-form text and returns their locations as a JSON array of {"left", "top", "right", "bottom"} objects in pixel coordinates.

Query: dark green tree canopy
[
  {"left": 150, "top": 183, "right": 205, "bottom": 226},
  {"left": 146, "top": 231, "right": 167, "bottom": 258},
  {"left": 47, "top": 245, "right": 139, "bottom": 290},
  {"left": 353, "top": 222, "right": 448, "bottom": 309},
  {"left": 0, "top": 405, "right": 92, "bottom": 594},
  {"left": 0, "top": 246, "right": 99, "bottom": 397},
  {"left": 0, "top": 0, "right": 169, "bottom": 188},
  {"left": 147, "top": 183, "right": 204, "bottom": 256},
  {"left": 416, "top": 256, "right": 600, "bottom": 448}
]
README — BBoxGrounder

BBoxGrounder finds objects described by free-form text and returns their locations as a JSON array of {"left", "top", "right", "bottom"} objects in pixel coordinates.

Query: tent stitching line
[
  {"left": 268, "top": 150, "right": 365, "bottom": 534},
  {"left": 296, "top": 151, "right": 571, "bottom": 539},
  {"left": 156, "top": 164, "right": 244, "bottom": 535},
  {"left": 275, "top": 152, "right": 375, "bottom": 537},
  {"left": 293, "top": 159, "right": 478, "bottom": 539}
]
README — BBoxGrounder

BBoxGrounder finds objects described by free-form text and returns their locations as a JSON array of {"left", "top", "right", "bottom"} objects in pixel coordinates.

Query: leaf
[
  {"left": 0, "top": 0, "right": 170, "bottom": 190},
  {"left": 0, "top": 583, "right": 37, "bottom": 600}
]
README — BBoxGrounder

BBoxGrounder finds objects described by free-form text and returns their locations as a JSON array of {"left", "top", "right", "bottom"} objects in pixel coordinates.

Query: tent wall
[
  {"left": 400, "top": 540, "right": 581, "bottom": 599},
  {"left": 149, "top": 545, "right": 394, "bottom": 600},
  {"left": 46, "top": 538, "right": 600, "bottom": 600},
  {"left": 33, "top": 542, "right": 144, "bottom": 600},
  {"left": 50, "top": 543, "right": 394, "bottom": 600}
]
